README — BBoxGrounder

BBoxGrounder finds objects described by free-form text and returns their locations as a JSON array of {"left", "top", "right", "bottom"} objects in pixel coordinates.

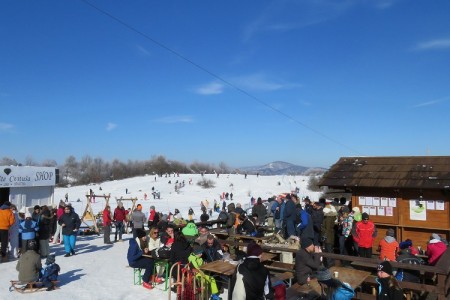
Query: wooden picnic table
[
  {"left": 199, "top": 253, "right": 276, "bottom": 300},
  {"left": 286, "top": 266, "right": 371, "bottom": 300}
]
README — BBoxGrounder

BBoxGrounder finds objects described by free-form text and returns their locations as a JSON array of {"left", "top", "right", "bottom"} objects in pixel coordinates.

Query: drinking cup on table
[{"left": 334, "top": 271, "right": 339, "bottom": 278}]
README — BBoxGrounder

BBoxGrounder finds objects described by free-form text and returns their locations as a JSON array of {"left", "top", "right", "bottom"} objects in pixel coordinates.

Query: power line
[{"left": 80, "top": 0, "right": 363, "bottom": 155}]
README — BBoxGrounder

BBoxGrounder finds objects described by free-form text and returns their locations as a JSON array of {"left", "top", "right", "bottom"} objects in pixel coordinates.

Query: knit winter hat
[
  {"left": 378, "top": 261, "right": 393, "bottom": 275},
  {"left": 301, "top": 238, "right": 314, "bottom": 249},
  {"left": 431, "top": 233, "right": 441, "bottom": 241},
  {"left": 150, "top": 205, "right": 155, "bottom": 210},
  {"left": 352, "top": 207, "right": 360, "bottom": 213},
  {"left": 316, "top": 268, "right": 333, "bottom": 282},
  {"left": 46, "top": 255, "right": 56, "bottom": 265},
  {"left": 136, "top": 228, "right": 146, "bottom": 239},
  {"left": 362, "top": 212, "right": 369, "bottom": 220},
  {"left": 399, "top": 239, "right": 413, "bottom": 249},
  {"left": 247, "top": 242, "right": 263, "bottom": 257},
  {"left": 193, "top": 244, "right": 203, "bottom": 255},
  {"left": 386, "top": 228, "right": 395, "bottom": 237},
  {"left": 25, "top": 211, "right": 32, "bottom": 219}
]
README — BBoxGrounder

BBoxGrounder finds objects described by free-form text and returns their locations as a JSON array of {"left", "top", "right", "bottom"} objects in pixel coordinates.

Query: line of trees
[{"left": 0, "top": 155, "right": 231, "bottom": 187}]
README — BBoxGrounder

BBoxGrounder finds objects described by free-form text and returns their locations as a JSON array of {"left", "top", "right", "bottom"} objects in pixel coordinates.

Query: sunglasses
[{"left": 153, "top": 232, "right": 159, "bottom": 235}]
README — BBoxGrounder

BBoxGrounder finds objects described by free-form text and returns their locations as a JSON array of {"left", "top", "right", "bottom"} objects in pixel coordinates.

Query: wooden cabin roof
[{"left": 319, "top": 156, "right": 450, "bottom": 189}]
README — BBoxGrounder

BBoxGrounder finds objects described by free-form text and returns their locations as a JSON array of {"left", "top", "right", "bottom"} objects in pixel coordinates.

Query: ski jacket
[
  {"left": 202, "top": 239, "right": 223, "bottom": 263},
  {"left": 353, "top": 220, "right": 377, "bottom": 248},
  {"left": 378, "top": 237, "right": 399, "bottom": 261},
  {"left": 16, "top": 250, "right": 42, "bottom": 283},
  {"left": 113, "top": 207, "right": 127, "bottom": 222},
  {"left": 0, "top": 204, "right": 15, "bottom": 230},
  {"left": 127, "top": 238, "right": 144, "bottom": 265},
  {"left": 19, "top": 219, "right": 39, "bottom": 240},
  {"left": 295, "top": 248, "right": 321, "bottom": 285},
  {"left": 231, "top": 257, "right": 273, "bottom": 300},
  {"left": 58, "top": 210, "right": 81, "bottom": 236},
  {"left": 103, "top": 208, "right": 112, "bottom": 226},
  {"left": 426, "top": 239, "right": 447, "bottom": 265}
]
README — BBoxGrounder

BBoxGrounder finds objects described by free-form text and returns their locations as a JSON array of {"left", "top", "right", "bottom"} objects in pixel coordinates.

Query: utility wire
[{"left": 80, "top": 0, "right": 363, "bottom": 155}]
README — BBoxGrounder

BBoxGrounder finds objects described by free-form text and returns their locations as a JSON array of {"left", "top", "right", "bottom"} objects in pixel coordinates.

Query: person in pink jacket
[
  {"left": 426, "top": 233, "right": 447, "bottom": 266},
  {"left": 52, "top": 201, "right": 65, "bottom": 244}
]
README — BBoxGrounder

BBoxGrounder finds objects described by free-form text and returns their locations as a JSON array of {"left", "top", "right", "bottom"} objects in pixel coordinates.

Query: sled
[{"left": 9, "top": 280, "right": 59, "bottom": 293}]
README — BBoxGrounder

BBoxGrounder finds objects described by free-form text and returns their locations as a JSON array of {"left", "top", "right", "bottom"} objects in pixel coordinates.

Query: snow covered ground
[{"left": 1, "top": 173, "right": 322, "bottom": 300}]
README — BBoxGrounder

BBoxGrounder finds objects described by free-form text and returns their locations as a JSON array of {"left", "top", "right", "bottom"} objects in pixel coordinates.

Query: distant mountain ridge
[{"left": 239, "top": 161, "right": 326, "bottom": 175}]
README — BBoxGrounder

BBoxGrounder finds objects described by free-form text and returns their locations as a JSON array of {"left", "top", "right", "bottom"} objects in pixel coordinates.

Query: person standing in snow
[
  {"left": 52, "top": 201, "right": 65, "bottom": 244},
  {"left": 58, "top": 204, "right": 81, "bottom": 257},
  {"left": 0, "top": 201, "right": 15, "bottom": 262},
  {"left": 103, "top": 205, "right": 113, "bottom": 244},
  {"left": 131, "top": 204, "right": 146, "bottom": 239},
  {"left": 113, "top": 201, "right": 126, "bottom": 242},
  {"left": 8, "top": 205, "right": 20, "bottom": 260}
]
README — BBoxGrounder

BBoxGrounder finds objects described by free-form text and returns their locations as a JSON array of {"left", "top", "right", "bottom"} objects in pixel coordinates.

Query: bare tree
[{"left": 0, "top": 157, "right": 18, "bottom": 166}]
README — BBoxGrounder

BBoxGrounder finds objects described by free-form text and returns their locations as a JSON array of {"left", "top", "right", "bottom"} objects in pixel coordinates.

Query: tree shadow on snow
[
  {"left": 73, "top": 242, "right": 112, "bottom": 254},
  {"left": 58, "top": 268, "right": 85, "bottom": 286}
]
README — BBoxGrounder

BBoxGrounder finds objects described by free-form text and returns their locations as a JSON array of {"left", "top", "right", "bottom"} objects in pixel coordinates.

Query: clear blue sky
[{"left": 1, "top": 0, "right": 450, "bottom": 169}]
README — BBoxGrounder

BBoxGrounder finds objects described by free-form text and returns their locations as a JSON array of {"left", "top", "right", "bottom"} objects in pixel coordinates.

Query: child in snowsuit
[
  {"left": 40, "top": 255, "right": 60, "bottom": 291},
  {"left": 188, "top": 244, "right": 220, "bottom": 300}
]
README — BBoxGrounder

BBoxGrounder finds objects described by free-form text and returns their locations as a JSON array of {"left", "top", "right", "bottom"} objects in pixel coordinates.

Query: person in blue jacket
[
  {"left": 127, "top": 228, "right": 155, "bottom": 290},
  {"left": 19, "top": 211, "right": 39, "bottom": 254},
  {"left": 283, "top": 194, "right": 297, "bottom": 238},
  {"left": 271, "top": 196, "right": 285, "bottom": 233}
]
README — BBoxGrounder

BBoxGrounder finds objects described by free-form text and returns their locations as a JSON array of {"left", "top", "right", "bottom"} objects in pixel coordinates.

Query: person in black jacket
[
  {"left": 201, "top": 234, "right": 223, "bottom": 262},
  {"left": 58, "top": 205, "right": 81, "bottom": 257},
  {"left": 236, "top": 214, "right": 256, "bottom": 235},
  {"left": 295, "top": 239, "right": 321, "bottom": 285},
  {"left": 230, "top": 242, "right": 273, "bottom": 299},
  {"left": 376, "top": 261, "right": 403, "bottom": 300},
  {"left": 396, "top": 248, "right": 424, "bottom": 283}
]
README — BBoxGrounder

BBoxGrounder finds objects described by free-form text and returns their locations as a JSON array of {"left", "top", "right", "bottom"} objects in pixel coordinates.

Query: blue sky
[{"left": 1, "top": 0, "right": 450, "bottom": 169}]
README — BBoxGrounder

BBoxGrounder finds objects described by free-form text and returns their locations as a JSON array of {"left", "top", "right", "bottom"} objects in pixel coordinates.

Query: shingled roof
[{"left": 319, "top": 156, "right": 450, "bottom": 189}]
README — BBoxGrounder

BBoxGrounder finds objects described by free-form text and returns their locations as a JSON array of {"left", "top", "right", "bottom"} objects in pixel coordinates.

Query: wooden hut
[{"left": 319, "top": 156, "right": 450, "bottom": 252}]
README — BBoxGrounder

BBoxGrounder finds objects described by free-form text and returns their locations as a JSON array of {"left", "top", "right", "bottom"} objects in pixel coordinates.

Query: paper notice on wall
[
  {"left": 436, "top": 200, "right": 445, "bottom": 210},
  {"left": 380, "top": 198, "right": 388, "bottom": 207},
  {"left": 362, "top": 206, "right": 370, "bottom": 214},
  {"left": 389, "top": 198, "right": 397, "bottom": 207},
  {"left": 372, "top": 197, "right": 380, "bottom": 207},
  {"left": 385, "top": 206, "right": 393, "bottom": 216},
  {"left": 410, "top": 200, "right": 426, "bottom": 221},
  {"left": 359, "top": 196, "right": 366, "bottom": 206},
  {"left": 365, "top": 197, "right": 373, "bottom": 206},
  {"left": 377, "top": 206, "right": 385, "bottom": 216},
  {"left": 369, "top": 206, "right": 377, "bottom": 215},
  {"left": 426, "top": 200, "right": 435, "bottom": 210}
]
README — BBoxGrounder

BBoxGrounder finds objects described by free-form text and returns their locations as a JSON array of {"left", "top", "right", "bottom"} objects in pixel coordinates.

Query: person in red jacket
[
  {"left": 103, "top": 205, "right": 113, "bottom": 245},
  {"left": 353, "top": 212, "right": 377, "bottom": 258},
  {"left": 113, "top": 201, "right": 126, "bottom": 242},
  {"left": 426, "top": 233, "right": 447, "bottom": 266}
]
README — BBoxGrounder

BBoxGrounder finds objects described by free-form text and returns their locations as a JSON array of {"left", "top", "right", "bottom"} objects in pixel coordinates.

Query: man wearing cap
[
  {"left": 353, "top": 212, "right": 377, "bottom": 258},
  {"left": 295, "top": 238, "right": 322, "bottom": 285},
  {"left": 131, "top": 204, "right": 146, "bottom": 239},
  {"left": 378, "top": 228, "right": 399, "bottom": 261},
  {"left": 376, "top": 261, "right": 403, "bottom": 299},
  {"left": 0, "top": 201, "right": 15, "bottom": 262},
  {"left": 231, "top": 242, "right": 273, "bottom": 299}
]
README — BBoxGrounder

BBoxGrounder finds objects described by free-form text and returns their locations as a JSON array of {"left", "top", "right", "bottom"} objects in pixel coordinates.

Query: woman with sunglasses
[{"left": 148, "top": 227, "right": 164, "bottom": 284}]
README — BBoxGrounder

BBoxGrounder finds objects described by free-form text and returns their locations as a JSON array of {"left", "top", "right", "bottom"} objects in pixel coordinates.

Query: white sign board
[{"left": 0, "top": 166, "right": 57, "bottom": 188}]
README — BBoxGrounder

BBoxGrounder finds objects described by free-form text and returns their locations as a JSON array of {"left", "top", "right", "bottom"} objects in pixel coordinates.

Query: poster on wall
[
  {"left": 362, "top": 206, "right": 370, "bottom": 214},
  {"left": 378, "top": 206, "right": 385, "bottom": 216},
  {"left": 426, "top": 200, "right": 435, "bottom": 210},
  {"left": 389, "top": 198, "right": 397, "bottom": 207},
  {"left": 369, "top": 206, "right": 377, "bottom": 215},
  {"left": 359, "top": 197, "right": 366, "bottom": 205},
  {"left": 380, "top": 197, "right": 388, "bottom": 207},
  {"left": 385, "top": 207, "right": 393, "bottom": 216},
  {"left": 372, "top": 197, "right": 381, "bottom": 206},
  {"left": 410, "top": 200, "right": 426, "bottom": 221},
  {"left": 436, "top": 200, "right": 445, "bottom": 210},
  {"left": 365, "top": 197, "right": 373, "bottom": 206}
]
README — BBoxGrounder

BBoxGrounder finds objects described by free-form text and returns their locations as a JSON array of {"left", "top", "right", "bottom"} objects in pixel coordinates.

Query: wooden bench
[{"left": 271, "top": 271, "right": 295, "bottom": 287}]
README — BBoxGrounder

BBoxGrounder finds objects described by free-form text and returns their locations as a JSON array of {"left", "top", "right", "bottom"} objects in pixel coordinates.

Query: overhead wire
[{"left": 80, "top": 0, "right": 363, "bottom": 155}]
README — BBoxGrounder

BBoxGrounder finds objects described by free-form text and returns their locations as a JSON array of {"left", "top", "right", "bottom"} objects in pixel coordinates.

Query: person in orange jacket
[
  {"left": 378, "top": 228, "right": 399, "bottom": 261},
  {"left": 0, "top": 201, "right": 15, "bottom": 262}
]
